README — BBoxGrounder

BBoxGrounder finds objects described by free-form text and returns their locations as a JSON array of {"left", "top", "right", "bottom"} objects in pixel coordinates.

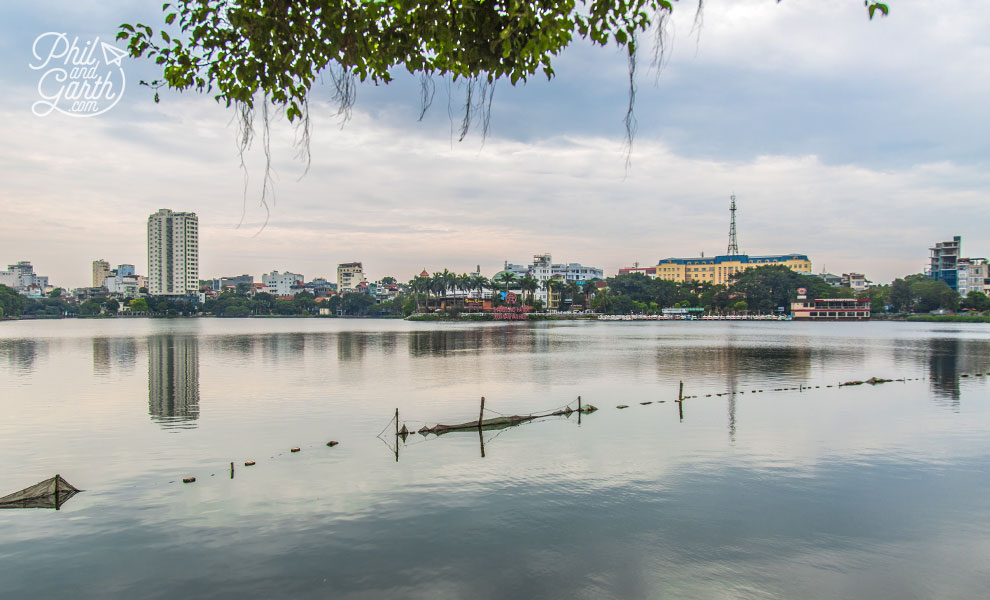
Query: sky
[{"left": 1, "top": 0, "right": 988, "bottom": 289}]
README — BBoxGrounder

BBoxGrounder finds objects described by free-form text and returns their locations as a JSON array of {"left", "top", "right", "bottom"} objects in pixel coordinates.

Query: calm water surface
[{"left": 1, "top": 319, "right": 989, "bottom": 599}]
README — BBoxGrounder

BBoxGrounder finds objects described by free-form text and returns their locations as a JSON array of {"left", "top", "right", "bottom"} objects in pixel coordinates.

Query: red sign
[
  {"left": 505, "top": 292, "right": 517, "bottom": 305},
  {"left": 494, "top": 305, "right": 531, "bottom": 320}
]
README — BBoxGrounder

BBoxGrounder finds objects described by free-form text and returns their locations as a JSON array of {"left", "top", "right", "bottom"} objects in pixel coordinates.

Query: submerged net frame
[{"left": 0, "top": 475, "right": 81, "bottom": 510}]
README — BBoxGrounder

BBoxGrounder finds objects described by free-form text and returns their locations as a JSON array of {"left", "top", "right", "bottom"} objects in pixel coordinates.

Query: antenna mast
[{"left": 727, "top": 194, "right": 739, "bottom": 255}]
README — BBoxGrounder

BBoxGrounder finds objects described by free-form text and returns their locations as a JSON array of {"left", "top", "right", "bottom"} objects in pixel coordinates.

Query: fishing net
[{"left": 0, "top": 475, "right": 80, "bottom": 509}]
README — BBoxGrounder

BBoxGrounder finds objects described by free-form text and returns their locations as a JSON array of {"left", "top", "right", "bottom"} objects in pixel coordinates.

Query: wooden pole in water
[
  {"left": 479, "top": 396, "right": 486, "bottom": 427},
  {"left": 230, "top": 462, "right": 234, "bottom": 479},
  {"left": 479, "top": 427, "right": 486, "bottom": 458},
  {"left": 678, "top": 381, "right": 684, "bottom": 402},
  {"left": 578, "top": 396, "right": 581, "bottom": 412},
  {"left": 395, "top": 408, "right": 399, "bottom": 437},
  {"left": 54, "top": 474, "right": 60, "bottom": 511}
]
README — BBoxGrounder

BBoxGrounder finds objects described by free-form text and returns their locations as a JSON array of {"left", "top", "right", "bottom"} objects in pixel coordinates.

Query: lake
[{"left": 2, "top": 319, "right": 989, "bottom": 599}]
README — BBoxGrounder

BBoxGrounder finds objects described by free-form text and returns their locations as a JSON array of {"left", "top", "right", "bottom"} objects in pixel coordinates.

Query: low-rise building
[
  {"left": 262, "top": 271, "right": 304, "bottom": 296},
  {"left": 500, "top": 253, "right": 602, "bottom": 304},
  {"left": 841, "top": 273, "right": 870, "bottom": 293},
  {"left": 1, "top": 261, "right": 51, "bottom": 296},
  {"left": 958, "top": 258, "right": 989, "bottom": 297},
  {"left": 816, "top": 272, "right": 844, "bottom": 287},
  {"left": 304, "top": 278, "right": 336, "bottom": 297},
  {"left": 647, "top": 253, "right": 812, "bottom": 286},
  {"left": 210, "top": 274, "right": 254, "bottom": 291}
]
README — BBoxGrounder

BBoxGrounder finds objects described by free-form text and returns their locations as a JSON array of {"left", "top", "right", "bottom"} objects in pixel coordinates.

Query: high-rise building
[
  {"left": 337, "top": 262, "right": 366, "bottom": 291},
  {"left": 929, "top": 236, "right": 961, "bottom": 291},
  {"left": 93, "top": 259, "right": 110, "bottom": 288},
  {"left": 147, "top": 209, "right": 199, "bottom": 296}
]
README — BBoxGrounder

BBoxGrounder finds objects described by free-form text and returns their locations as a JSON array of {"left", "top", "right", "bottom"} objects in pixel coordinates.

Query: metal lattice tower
[{"left": 726, "top": 194, "right": 739, "bottom": 256}]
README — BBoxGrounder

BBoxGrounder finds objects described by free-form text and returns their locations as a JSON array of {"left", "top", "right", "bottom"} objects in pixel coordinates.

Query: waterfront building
[
  {"left": 337, "top": 262, "right": 367, "bottom": 291},
  {"left": 147, "top": 209, "right": 199, "bottom": 296},
  {"left": 929, "top": 236, "right": 961, "bottom": 291},
  {"left": 262, "top": 271, "right": 304, "bottom": 296},
  {"left": 641, "top": 253, "right": 812, "bottom": 286},
  {"left": 498, "top": 254, "right": 602, "bottom": 305},
  {"left": 791, "top": 298, "right": 871, "bottom": 321},
  {"left": 93, "top": 259, "right": 111, "bottom": 288}
]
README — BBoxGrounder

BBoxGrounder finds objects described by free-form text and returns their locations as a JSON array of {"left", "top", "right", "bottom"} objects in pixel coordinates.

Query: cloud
[{"left": 1, "top": 1, "right": 988, "bottom": 288}]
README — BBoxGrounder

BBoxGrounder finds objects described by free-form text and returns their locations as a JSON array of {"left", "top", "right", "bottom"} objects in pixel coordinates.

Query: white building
[
  {"left": 500, "top": 254, "right": 603, "bottom": 304},
  {"left": 262, "top": 271, "right": 304, "bottom": 296},
  {"left": 552, "top": 262, "right": 604, "bottom": 282},
  {"left": 106, "top": 274, "right": 140, "bottom": 298},
  {"left": 147, "top": 209, "right": 199, "bottom": 296},
  {"left": 841, "top": 273, "right": 870, "bottom": 293},
  {"left": 0, "top": 261, "right": 50, "bottom": 296}
]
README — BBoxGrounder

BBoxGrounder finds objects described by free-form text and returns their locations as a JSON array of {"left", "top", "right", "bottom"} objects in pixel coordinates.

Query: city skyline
[{"left": 2, "top": 1, "right": 988, "bottom": 288}]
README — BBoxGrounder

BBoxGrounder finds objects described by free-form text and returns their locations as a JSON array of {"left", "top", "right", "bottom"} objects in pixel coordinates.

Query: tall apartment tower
[
  {"left": 929, "top": 235, "right": 961, "bottom": 291},
  {"left": 337, "top": 262, "right": 366, "bottom": 291},
  {"left": 93, "top": 259, "right": 110, "bottom": 288},
  {"left": 147, "top": 209, "right": 199, "bottom": 296}
]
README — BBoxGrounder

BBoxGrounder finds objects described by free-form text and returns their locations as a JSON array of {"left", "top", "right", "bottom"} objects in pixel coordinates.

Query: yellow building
[{"left": 622, "top": 253, "right": 812, "bottom": 286}]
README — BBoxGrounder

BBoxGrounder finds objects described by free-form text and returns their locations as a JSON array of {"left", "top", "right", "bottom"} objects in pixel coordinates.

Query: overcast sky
[{"left": 1, "top": 1, "right": 988, "bottom": 289}]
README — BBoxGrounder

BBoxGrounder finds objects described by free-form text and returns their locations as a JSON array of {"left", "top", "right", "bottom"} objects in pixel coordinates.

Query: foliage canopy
[{"left": 119, "top": 1, "right": 891, "bottom": 138}]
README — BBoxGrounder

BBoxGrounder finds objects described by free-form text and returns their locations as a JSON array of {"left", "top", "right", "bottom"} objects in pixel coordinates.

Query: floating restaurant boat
[{"left": 790, "top": 298, "right": 871, "bottom": 321}]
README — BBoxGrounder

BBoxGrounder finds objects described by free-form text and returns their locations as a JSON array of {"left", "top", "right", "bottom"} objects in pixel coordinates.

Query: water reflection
[
  {"left": 92, "top": 338, "right": 137, "bottom": 376},
  {"left": 337, "top": 331, "right": 367, "bottom": 361},
  {"left": 0, "top": 338, "right": 42, "bottom": 374},
  {"left": 148, "top": 335, "right": 200, "bottom": 429},
  {"left": 927, "top": 338, "right": 990, "bottom": 408}
]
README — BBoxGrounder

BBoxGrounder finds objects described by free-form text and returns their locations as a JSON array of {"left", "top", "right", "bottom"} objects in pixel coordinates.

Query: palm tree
[
  {"left": 584, "top": 281, "right": 597, "bottom": 311},
  {"left": 564, "top": 280, "right": 581, "bottom": 309},
  {"left": 442, "top": 269, "right": 456, "bottom": 309},
  {"left": 592, "top": 286, "right": 612, "bottom": 313},
  {"left": 456, "top": 273, "right": 471, "bottom": 298},
  {"left": 408, "top": 276, "right": 424, "bottom": 312},
  {"left": 494, "top": 271, "right": 517, "bottom": 293},
  {"left": 472, "top": 275, "right": 489, "bottom": 298},
  {"left": 519, "top": 275, "right": 539, "bottom": 305}
]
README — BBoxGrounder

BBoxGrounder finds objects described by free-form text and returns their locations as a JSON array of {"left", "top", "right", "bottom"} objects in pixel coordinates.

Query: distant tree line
[{"left": 598, "top": 266, "right": 983, "bottom": 316}]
